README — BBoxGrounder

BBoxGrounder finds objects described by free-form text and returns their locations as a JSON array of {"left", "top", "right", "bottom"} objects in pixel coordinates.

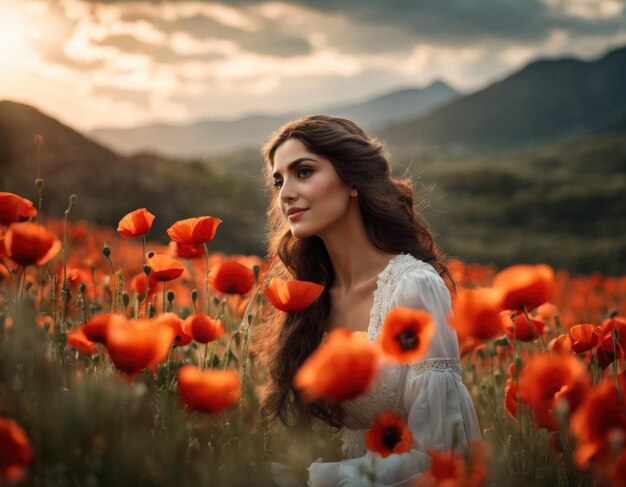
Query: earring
[{"left": 350, "top": 190, "right": 358, "bottom": 198}]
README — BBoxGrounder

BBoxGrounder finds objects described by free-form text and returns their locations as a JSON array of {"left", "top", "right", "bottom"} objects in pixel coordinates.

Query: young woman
[{"left": 259, "top": 115, "right": 481, "bottom": 486}]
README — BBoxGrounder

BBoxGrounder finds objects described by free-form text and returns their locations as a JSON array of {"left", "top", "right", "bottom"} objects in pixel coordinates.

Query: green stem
[
  {"left": 162, "top": 282, "right": 167, "bottom": 314},
  {"left": 204, "top": 243, "right": 210, "bottom": 315}
]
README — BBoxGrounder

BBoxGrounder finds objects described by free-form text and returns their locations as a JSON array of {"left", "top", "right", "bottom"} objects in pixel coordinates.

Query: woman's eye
[
  {"left": 297, "top": 167, "right": 313, "bottom": 178},
  {"left": 273, "top": 179, "right": 283, "bottom": 188}
]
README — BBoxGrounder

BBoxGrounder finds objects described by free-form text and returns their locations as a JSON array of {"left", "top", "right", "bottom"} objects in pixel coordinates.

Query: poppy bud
[
  {"left": 191, "top": 289, "right": 198, "bottom": 303},
  {"left": 143, "top": 264, "right": 151, "bottom": 276},
  {"left": 148, "top": 303, "right": 156, "bottom": 318},
  {"left": 79, "top": 282, "right": 86, "bottom": 293},
  {"left": 69, "top": 194, "right": 78, "bottom": 204},
  {"left": 253, "top": 265, "right": 260, "bottom": 279},
  {"left": 122, "top": 292, "right": 130, "bottom": 308},
  {"left": 25, "top": 281, "right": 33, "bottom": 291},
  {"left": 35, "top": 178, "right": 45, "bottom": 191},
  {"left": 102, "top": 243, "right": 111, "bottom": 258},
  {"left": 167, "top": 290, "right": 175, "bottom": 303}
]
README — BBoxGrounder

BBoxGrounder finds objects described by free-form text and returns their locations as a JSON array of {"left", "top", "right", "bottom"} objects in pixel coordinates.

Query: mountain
[
  {"left": 0, "top": 100, "right": 266, "bottom": 255},
  {"left": 321, "top": 81, "right": 460, "bottom": 130},
  {"left": 380, "top": 45, "right": 626, "bottom": 157},
  {"left": 87, "top": 81, "right": 459, "bottom": 157}
]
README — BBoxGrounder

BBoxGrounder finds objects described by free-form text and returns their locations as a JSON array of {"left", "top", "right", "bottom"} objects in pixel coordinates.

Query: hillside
[
  {"left": 87, "top": 81, "right": 459, "bottom": 157},
  {"left": 381, "top": 45, "right": 626, "bottom": 157},
  {"left": 0, "top": 100, "right": 267, "bottom": 255}
]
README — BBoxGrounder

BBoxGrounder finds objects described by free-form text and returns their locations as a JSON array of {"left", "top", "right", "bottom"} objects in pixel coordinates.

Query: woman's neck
[{"left": 319, "top": 212, "right": 396, "bottom": 291}]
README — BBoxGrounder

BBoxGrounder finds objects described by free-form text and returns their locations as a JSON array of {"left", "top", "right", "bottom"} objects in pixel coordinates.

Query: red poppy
[
  {"left": 493, "top": 264, "right": 557, "bottom": 312},
  {"left": 504, "top": 378, "right": 518, "bottom": 420},
  {"left": 168, "top": 240, "right": 204, "bottom": 259},
  {"left": 365, "top": 411, "right": 413, "bottom": 458},
  {"left": 183, "top": 314, "right": 224, "bottom": 344},
  {"left": 0, "top": 192, "right": 37, "bottom": 226},
  {"left": 571, "top": 372, "right": 626, "bottom": 468},
  {"left": 568, "top": 324, "right": 600, "bottom": 354},
  {"left": 157, "top": 313, "right": 192, "bottom": 347},
  {"left": 117, "top": 208, "right": 155, "bottom": 238},
  {"left": 147, "top": 254, "right": 184, "bottom": 282},
  {"left": 450, "top": 287, "right": 506, "bottom": 341},
  {"left": 177, "top": 365, "right": 240, "bottom": 413},
  {"left": 0, "top": 417, "right": 33, "bottom": 483},
  {"left": 293, "top": 329, "right": 378, "bottom": 403},
  {"left": 66, "top": 326, "right": 96, "bottom": 355},
  {"left": 4, "top": 222, "right": 61, "bottom": 266},
  {"left": 167, "top": 216, "right": 222, "bottom": 245},
  {"left": 416, "top": 442, "right": 490, "bottom": 487},
  {"left": 263, "top": 278, "right": 324, "bottom": 312},
  {"left": 83, "top": 314, "right": 125, "bottom": 345},
  {"left": 210, "top": 260, "right": 254, "bottom": 295},
  {"left": 379, "top": 307, "right": 434, "bottom": 364},
  {"left": 595, "top": 317, "right": 626, "bottom": 369},
  {"left": 503, "top": 311, "right": 546, "bottom": 342},
  {"left": 104, "top": 318, "right": 176, "bottom": 376},
  {"left": 518, "top": 354, "right": 590, "bottom": 430},
  {"left": 549, "top": 333, "right": 573, "bottom": 354},
  {"left": 131, "top": 272, "right": 160, "bottom": 297}
]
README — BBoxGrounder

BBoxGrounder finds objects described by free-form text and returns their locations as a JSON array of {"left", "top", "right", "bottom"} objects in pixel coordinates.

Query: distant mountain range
[
  {"left": 87, "top": 81, "right": 460, "bottom": 157},
  {"left": 85, "top": 44, "right": 626, "bottom": 159},
  {"left": 381, "top": 45, "right": 626, "bottom": 157}
]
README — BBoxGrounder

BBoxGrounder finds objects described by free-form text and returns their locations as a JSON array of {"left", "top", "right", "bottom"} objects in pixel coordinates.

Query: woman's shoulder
[{"left": 379, "top": 253, "right": 440, "bottom": 293}]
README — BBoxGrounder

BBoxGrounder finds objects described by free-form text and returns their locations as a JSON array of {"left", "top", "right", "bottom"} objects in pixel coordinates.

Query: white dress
[{"left": 272, "top": 254, "right": 482, "bottom": 487}]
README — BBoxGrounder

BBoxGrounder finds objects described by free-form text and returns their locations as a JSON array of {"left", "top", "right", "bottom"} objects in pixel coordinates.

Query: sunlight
[{"left": 0, "top": 3, "right": 29, "bottom": 66}]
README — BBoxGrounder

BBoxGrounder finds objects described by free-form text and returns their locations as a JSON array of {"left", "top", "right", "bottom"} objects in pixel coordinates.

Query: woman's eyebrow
[{"left": 272, "top": 157, "right": 319, "bottom": 179}]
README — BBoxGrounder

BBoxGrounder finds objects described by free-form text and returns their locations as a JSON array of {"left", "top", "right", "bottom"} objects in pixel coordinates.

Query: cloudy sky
[{"left": 1, "top": 0, "right": 625, "bottom": 130}]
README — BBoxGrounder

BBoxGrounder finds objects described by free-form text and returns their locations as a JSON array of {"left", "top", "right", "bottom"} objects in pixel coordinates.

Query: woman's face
[{"left": 272, "top": 138, "right": 354, "bottom": 239}]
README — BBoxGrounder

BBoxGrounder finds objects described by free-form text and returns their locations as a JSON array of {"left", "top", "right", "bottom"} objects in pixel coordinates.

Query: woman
[{"left": 259, "top": 115, "right": 481, "bottom": 486}]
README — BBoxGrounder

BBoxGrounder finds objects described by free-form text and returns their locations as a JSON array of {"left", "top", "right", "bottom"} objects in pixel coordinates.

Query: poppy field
[{"left": 1, "top": 189, "right": 625, "bottom": 487}]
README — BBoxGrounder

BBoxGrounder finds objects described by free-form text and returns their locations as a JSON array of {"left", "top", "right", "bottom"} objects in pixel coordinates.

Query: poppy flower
[
  {"left": 293, "top": 328, "right": 378, "bottom": 403},
  {"left": 493, "top": 264, "right": 557, "bottom": 312},
  {"left": 117, "top": 208, "right": 155, "bottom": 238},
  {"left": 571, "top": 372, "right": 626, "bottom": 468},
  {"left": 131, "top": 272, "right": 160, "bottom": 297},
  {"left": 595, "top": 318, "right": 626, "bottom": 368},
  {"left": 504, "top": 378, "right": 518, "bottom": 420},
  {"left": 183, "top": 314, "right": 224, "bottom": 344},
  {"left": 503, "top": 312, "right": 546, "bottom": 342},
  {"left": 104, "top": 318, "right": 175, "bottom": 376},
  {"left": 167, "top": 216, "right": 222, "bottom": 245},
  {"left": 365, "top": 411, "right": 413, "bottom": 458},
  {"left": 416, "top": 441, "right": 490, "bottom": 487},
  {"left": 518, "top": 354, "right": 590, "bottom": 430},
  {"left": 210, "top": 260, "right": 255, "bottom": 295},
  {"left": 568, "top": 324, "right": 600, "bottom": 354},
  {"left": 0, "top": 417, "right": 33, "bottom": 483},
  {"left": 379, "top": 307, "right": 434, "bottom": 364},
  {"left": 177, "top": 365, "right": 240, "bottom": 413},
  {"left": 4, "top": 222, "right": 61, "bottom": 267},
  {"left": 147, "top": 254, "right": 184, "bottom": 282},
  {"left": 263, "top": 278, "right": 324, "bottom": 312},
  {"left": 0, "top": 192, "right": 37, "bottom": 226},
  {"left": 549, "top": 333, "right": 573, "bottom": 354},
  {"left": 168, "top": 240, "right": 204, "bottom": 259},
  {"left": 82, "top": 314, "right": 125, "bottom": 345},
  {"left": 450, "top": 287, "right": 506, "bottom": 341},
  {"left": 157, "top": 313, "right": 192, "bottom": 347},
  {"left": 66, "top": 326, "right": 96, "bottom": 355}
]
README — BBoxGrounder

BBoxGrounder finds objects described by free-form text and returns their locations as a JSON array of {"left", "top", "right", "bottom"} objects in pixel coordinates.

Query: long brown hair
[{"left": 257, "top": 114, "right": 452, "bottom": 428}]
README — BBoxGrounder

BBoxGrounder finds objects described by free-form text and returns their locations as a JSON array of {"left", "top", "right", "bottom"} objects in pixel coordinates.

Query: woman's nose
[{"left": 279, "top": 179, "right": 296, "bottom": 203}]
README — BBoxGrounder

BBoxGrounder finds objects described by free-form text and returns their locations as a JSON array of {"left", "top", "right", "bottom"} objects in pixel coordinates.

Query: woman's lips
[{"left": 287, "top": 209, "right": 307, "bottom": 221}]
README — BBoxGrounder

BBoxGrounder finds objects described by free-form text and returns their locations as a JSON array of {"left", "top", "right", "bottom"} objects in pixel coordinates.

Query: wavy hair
[{"left": 257, "top": 114, "right": 453, "bottom": 428}]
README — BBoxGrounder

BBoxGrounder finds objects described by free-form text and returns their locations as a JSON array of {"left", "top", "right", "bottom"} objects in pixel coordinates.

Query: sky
[{"left": 1, "top": 0, "right": 625, "bottom": 130}]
